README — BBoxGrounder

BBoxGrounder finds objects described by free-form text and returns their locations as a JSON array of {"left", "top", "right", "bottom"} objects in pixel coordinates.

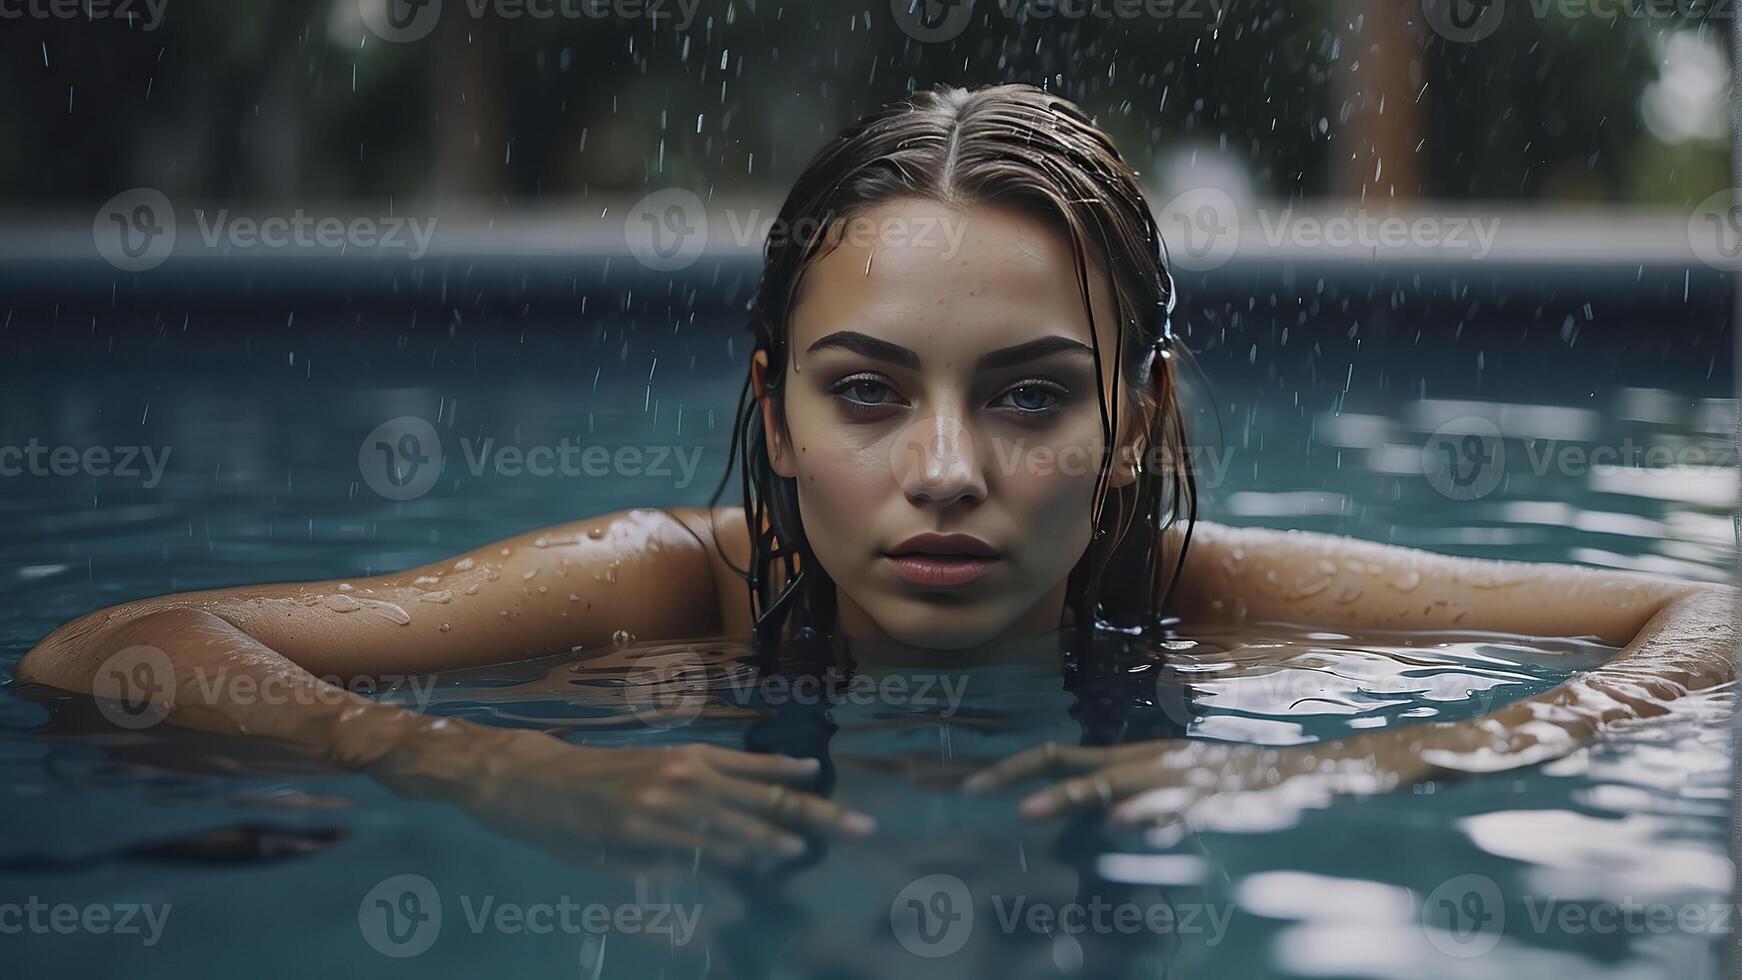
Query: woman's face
[{"left": 753, "top": 198, "right": 1147, "bottom": 649}]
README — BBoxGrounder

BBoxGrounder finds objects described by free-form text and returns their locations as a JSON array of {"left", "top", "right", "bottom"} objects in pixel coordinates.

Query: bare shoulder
[
  {"left": 665, "top": 505, "right": 758, "bottom": 636},
  {"left": 27, "top": 507, "right": 735, "bottom": 679}
]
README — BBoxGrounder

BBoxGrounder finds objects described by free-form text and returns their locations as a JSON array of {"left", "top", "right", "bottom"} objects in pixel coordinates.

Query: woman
[{"left": 18, "top": 83, "right": 1735, "bottom": 869}]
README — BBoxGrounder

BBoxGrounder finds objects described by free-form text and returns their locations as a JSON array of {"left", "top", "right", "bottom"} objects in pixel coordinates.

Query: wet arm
[
  {"left": 20, "top": 507, "right": 723, "bottom": 683},
  {"left": 1170, "top": 520, "right": 1736, "bottom": 773},
  {"left": 971, "top": 535, "right": 1734, "bottom": 821},
  {"left": 1170, "top": 519, "right": 1717, "bottom": 644}
]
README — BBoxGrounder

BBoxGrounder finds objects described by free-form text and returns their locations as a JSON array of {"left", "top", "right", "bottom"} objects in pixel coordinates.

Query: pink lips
[{"left": 883, "top": 532, "right": 998, "bottom": 588}]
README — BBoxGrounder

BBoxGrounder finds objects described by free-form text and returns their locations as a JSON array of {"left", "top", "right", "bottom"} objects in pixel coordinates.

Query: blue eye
[
  {"left": 995, "top": 383, "right": 1064, "bottom": 414},
  {"left": 839, "top": 377, "right": 898, "bottom": 403},
  {"left": 829, "top": 376, "right": 900, "bottom": 409}
]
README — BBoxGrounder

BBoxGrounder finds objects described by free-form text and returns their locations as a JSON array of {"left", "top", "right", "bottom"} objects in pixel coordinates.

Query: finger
[
  {"left": 1019, "top": 754, "right": 1197, "bottom": 820},
  {"left": 691, "top": 744, "right": 822, "bottom": 785},
  {"left": 1109, "top": 785, "right": 1201, "bottom": 828},
  {"left": 710, "top": 775, "right": 876, "bottom": 838},
  {"left": 619, "top": 815, "right": 751, "bottom": 870},
  {"left": 1016, "top": 769, "right": 1122, "bottom": 819},
  {"left": 677, "top": 799, "right": 810, "bottom": 859},
  {"left": 961, "top": 741, "right": 1106, "bottom": 795}
]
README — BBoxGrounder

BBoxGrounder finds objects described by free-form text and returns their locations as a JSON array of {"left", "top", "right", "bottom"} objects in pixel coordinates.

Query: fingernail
[
  {"left": 839, "top": 812, "right": 877, "bottom": 836},
  {"left": 776, "top": 835, "right": 807, "bottom": 856},
  {"left": 787, "top": 756, "right": 821, "bottom": 770},
  {"left": 961, "top": 774, "right": 990, "bottom": 795},
  {"left": 1018, "top": 794, "right": 1055, "bottom": 819}
]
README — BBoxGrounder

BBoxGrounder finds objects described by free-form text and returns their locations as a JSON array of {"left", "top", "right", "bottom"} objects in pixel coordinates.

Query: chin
[{"left": 869, "top": 600, "right": 1018, "bottom": 650}]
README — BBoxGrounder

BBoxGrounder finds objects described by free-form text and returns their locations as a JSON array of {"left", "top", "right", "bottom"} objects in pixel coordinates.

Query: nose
[{"left": 889, "top": 411, "right": 987, "bottom": 507}]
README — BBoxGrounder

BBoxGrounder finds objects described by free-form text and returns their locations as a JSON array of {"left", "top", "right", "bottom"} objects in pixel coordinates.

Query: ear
[
  {"left": 751, "top": 350, "right": 799, "bottom": 479},
  {"left": 1106, "top": 355, "right": 1164, "bottom": 489},
  {"left": 1107, "top": 435, "right": 1144, "bottom": 489}
]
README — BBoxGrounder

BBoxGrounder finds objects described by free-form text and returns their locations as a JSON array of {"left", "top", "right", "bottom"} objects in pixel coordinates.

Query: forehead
[{"left": 788, "top": 198, "right": 1121, "bottom": 363}]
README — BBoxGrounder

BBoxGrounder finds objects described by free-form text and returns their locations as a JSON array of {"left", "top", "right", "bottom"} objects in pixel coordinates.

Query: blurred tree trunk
[
  {"left": 430, "top": 13, "right": 507, "bottom": 203},
  {"left": 1333, "top": 0, "right": 1423, "bottom": 202}
]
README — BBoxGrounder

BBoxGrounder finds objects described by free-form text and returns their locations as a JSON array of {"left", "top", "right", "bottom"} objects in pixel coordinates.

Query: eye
[
  {"left": 842, "top": 380, "right": 893, "bottom": 406},
  {"left": 992, "top": 381, "right": 1067, "bottom": 415},
  {"left": 826, "top": 374, "right": 905, "bottom": 412}
]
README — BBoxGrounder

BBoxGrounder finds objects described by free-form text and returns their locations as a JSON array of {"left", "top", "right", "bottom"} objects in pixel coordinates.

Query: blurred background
[{"left": 0, "top": 0, "right": 1732, "bottom": 215}]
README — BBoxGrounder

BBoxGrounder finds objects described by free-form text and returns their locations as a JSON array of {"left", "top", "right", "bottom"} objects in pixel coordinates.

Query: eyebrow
[{"left": 804, "top": 331, "right": 1093, "bottom": 372}]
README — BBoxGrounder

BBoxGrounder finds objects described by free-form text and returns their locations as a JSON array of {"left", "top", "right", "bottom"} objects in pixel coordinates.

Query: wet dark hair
[{"left": 707, "top": 82, "right": 1198, "bottom": 646}]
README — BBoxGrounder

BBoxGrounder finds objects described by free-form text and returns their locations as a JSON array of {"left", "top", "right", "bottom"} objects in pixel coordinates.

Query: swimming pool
[{"left": 0, "top": 253, "right": 1733, "bottom": 978}]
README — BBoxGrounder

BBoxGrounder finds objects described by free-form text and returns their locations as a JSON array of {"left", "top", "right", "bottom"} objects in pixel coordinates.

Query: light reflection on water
[{"left": 0, "top": 353, "right": 1732, "bottom": 978}]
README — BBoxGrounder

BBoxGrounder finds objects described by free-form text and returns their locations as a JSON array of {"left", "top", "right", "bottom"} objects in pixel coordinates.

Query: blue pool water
[{"left": 0, "top": 280, "right": 1734, "bottom": 978}]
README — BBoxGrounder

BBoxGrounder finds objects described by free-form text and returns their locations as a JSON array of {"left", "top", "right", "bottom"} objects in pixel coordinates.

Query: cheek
[
  {"left": 782, "top": 398, "right": 892, "bottom": 537},
  {"left": 996, "top": 418, "right": 1107, "bottom": 561}
]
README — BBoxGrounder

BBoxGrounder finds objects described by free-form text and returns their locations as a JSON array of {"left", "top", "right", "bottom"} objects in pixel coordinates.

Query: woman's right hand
[{"left": 373, "top": 722, "right": 875, "bottom": 872}]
